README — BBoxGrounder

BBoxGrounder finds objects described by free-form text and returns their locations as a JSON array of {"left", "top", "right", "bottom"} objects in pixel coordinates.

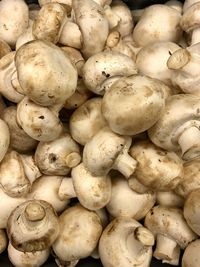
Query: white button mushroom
[
  {"left": 99, "top": 217, "right": 154, "bottom": 267},
  {"left": 106, "top": 175, "right": 156, "bottom": 220},
  {"left": 182, "top": 239, "right": 200, "bottom": 267},
  {"left": 145, "top": 205, "right": 197, "bottom": 265},
  {"left": 130, "top": 140, "right": 183, "bottom": 192},
  {"left": 35, "top": 133, "right": 81, "bottom": 176},
  {"left": 52, "top": 205, "right": 103, "bottom": 263},
  {"left": 156, "top": 191, "right": 184, "bottom": 208},
  {"left": 148, "top": 94, "right": 200, "bottom": 161},
  {"left": 102, "top": 75, "right": 166, "bottom": 136},
  {"left": 83, "top": 127, "right": 137, "bottom": 178},
  {"left": 7, "top": 200, "right": 59, "bottom": 252},
  {"left": 71, "top": 163, "right": 111, "bottom": 210}
]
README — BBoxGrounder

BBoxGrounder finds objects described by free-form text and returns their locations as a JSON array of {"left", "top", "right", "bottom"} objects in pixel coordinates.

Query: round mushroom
[{"left": 182, "top": 239, "right": 200, "bottom": 267}]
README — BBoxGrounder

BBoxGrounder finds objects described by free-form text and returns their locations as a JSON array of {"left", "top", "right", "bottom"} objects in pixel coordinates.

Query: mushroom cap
[
  {"left": 0, "top": 0, "right": 29, "bottom": 48},
  {"left": 0, "top": 39, "right": 11, "bottom": 59},
  {"left": 17, "top": 97, "right": 63, "bottom": 142},
  {"left": 8, "top": 242, "right": 50, "bottom": 267},
  {"left": 7, "top": 200, "right": 59, "bottom": 252},
  {"left": 145, "top": 205, "right": 197, "bottom": 249},
  {"left": 15, "top": 40, "right": 77, "bottom": 106},
  {"left": 99, "top": 217, "right": 153, "bottom": 267},
  {"left": 183, "top": 0, "right": 200, "bottom": 12},
  {"left": 0, "top": 119, "right": 10, "bottom": 163},
  {"left": 38, "top": 0, "right": 72, "bottom": 7},
  {"left": 71, "top": 163, "right": 111, "bottom": 210},
  {"left": 106, "top": 175, "right": 156, "bottom": 220},
  {"left": 0, "top": 229, "right": 7, "bottom": 254},
  {"left": 136, "top": 41, "right": 180, "bottom": 86},
  {"left": 35, "top": 133, "right": 81, "bottom": 176},
  {"left": 102, "top": 75, "right": 165, "bottom": 136},
  {"left": 2, "top": 106, "right": 38, "bottom": 153},
  {"left": 82, "top": 51, "right": 137, "bottom": 94},
  {"left": 184, "top": 188, "right": 200, "bottom": 235},
  {"left": 156, "top": 191, "right": 184, "bottom": 208},
  {"left": 72, "top": 0, "right": 109, "bottom": 59},
  {"left": 181, "top": 2, "right": 200, "bottom": 33},
  {"left": 182, "top": 239, "right": 200, "bottom": 267},
  {"left": 52, "top": 205, "right": 103, "bottom": 261},
  {"left": 130, "top": 140, "right": 183, "bottom": 191},
  {"left": 69, "top": 97, "right": 107, "bottom": 146}
]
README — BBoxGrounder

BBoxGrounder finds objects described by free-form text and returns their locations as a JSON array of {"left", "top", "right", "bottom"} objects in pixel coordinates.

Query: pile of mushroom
[{"left": 1, "top": 0, "right": 200, "bottom": 266}]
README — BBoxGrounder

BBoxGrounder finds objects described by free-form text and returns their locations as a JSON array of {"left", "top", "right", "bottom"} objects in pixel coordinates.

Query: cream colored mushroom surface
[
  {"left": 130, "top": 140, "right": 183, "bottom": 191},
  {"left": 82, "top": 51, "right": 137, "bottom": 95},
  {"left": 165, "top": 0, "right": 183, "bottom": 13},
  {"left": 7, "top": 200, "right": 59, "bottom": 252},
  {"left": 69, "top": 97, "right": 107, "bottom": 146},
  {"left": 35, "top": 133, "right": 81, "bottom": 176},
  {"left": 102, "top": 75, "right": 166, "bottom": 136},
  {"left": 0, "top": 0, "right": 29, "bottom": 48},
  {"left": 0, "top": 119, "right": 10, "bottom": 163},
  {"left": 15, "top": 40, "right": 78, "bottom": 106},
  {"left": 182, "top": 239, "right": 200, "bottom": 267},
  {"left": 83, "top": 127, "right": 137, "bottom": 178},
  {"left": 145, "top": 206, "right": 197, "bottom": 265},
  {"left": 0, "top": 229, "right": 7, "bottom": 254},
  {"left": 15, "top": 20, "right": 35, "bottom": 50},
  {"left": 2, "top": 106, "right": 38, "bottom": 153},
  {"left": 0, "top": 39, "right": 11, "bottom": 59},
  {"left": 106, "top": 175, "right": 156, "bottom": 220},
  {"left": 167, "top": 43, "right": 200, "bottom": 96},
  {"left": 148, "top": 94, "right": 200, "bottom": 161},
  {"left": 8, "top": 242, "right": 50, "bottom": 267},
  {"left": 133, "top": 4, "right": 182, "bottom": 47},
  {"left": 99, "top": 217, "right": 154, "bottom": 267},
  {"left": 71, "top": 163, "right": 111, "bottom": 210},
  {"left": 156, "top": 191, "right": 184, "bottom": 208},
  {"left": 52, "top": 205, "right": 103, "bottom": 262},
  {"left": 38, "top": 0, "right": 72, "bottom": 6}
]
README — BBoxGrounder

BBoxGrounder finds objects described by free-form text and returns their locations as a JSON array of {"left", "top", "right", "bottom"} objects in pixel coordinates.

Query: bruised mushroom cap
[
  {"left": 182, "top": 239, "right": 200, "bottom": 267},
  {"left": 184, "top": 188, "right": 200, "bottom": 235},
  {"left": 29, "top": 175, "right": 69, "bottom": 213},
  {"left": 0, "top": 119, "right": 10, "bottom": 162},
  {"left": 136, "top": 41, "right": 180, "bottom": 86},
  {"left": 99, "top": 217, "right": 154, "bottom": 267},
  {"left": 0, "top": 229, "right": 7, "bottom": 254},
  {"left": 35, "top": 133, "right": 81, "bottom": 176},
  {"left": 102, "top": 75, "right": 166, "bottom": 136},
  {"left": 106, "top": 175, "right": 156, "bottom": 220},
  {"left": 71, "top": 163, "right": 112, "bottom": 210},
  {"left": 82, "top": 51, "right": 137, "bottom": 95},
  {"left": 2, "top": 106, "right": 38, "bottom": 153},
  {"left": 15, "top": 40, "right": 77, "bottom": 107},
  {"left": 7, "top": 200, "right": 59, "bottom": 252},
  {"left": 69, "top": 97, "right": 107, "bottom": 146},
  {"left": 0, "top": 0, "right": 29, "bottom": 48},
  {"left": 8, "top": 242, "right": 50, "bottom": 267},
  {"left": 133, "top": 4, "right": 182, "bottom": 47},
  {"left": 17, "top": 97, "right": 63, "bottom": 142},
  {"left": 148, "top": 94, "right": 200, "bottom": 161},
  {"left": 130, "top": 140, "right": 183, "bottom": 191},
  {"left": 176, "top": 159, "right": 200, "bottom": 198},
  {"left": 83, "top": 127, "right": 137, "bottom": 178},
  {"left": 52, "top": 205, "right": 103, "bottom": 262},
  {"left": 72, "top": 0, "right": 109, "bottom": 59}
]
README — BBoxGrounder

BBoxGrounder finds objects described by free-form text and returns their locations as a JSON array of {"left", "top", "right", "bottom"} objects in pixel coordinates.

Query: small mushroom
[
  {"left": 8, "top": 242, "right": 50, "bottom": 267},
  {"left": 182, "top": 239, "right": 200, "bottom": 267},
  {"left": 7, "top": 200, "right": 59, "bottom": 252},
  {"left": 35, "top": 133, "right": 81, "bottom": 176},
  {"left": 106, "top": 174, "right": 156, "bottom": 220},
  {"left": 2, "top": 106, "right": 38, "bottom": 153},
  {"left": 0, "top": 229, "right": 7, "bottom": 254},
  {"left": 129, "top": 140, "right": 183, "bottom": 192},
  {"left": 184, "top": 188, "right": 200, "bottom": 236},
  {"left": 52, "top": 205, "right": 103, "bottom": 262},
  {"left": 145, "top": 205, "right": 197, "bottom": 264},
  {"left": 69, "top": 97, "right": 107, "bottom": 146},
  {"left": 71, "top": 163, "right": 111, "bottom": 210},
  {"left": 102, "top": 75, "right": 166, "bottom": 136},
  {"left": 0, "top": 119, "right": 10, "bottom": 163},
  {"left": 148, "top": 94, "right": 200, "bottom": 161},
  {"left": 83, "top": 127, "right": 137, "bottom": 178},
  {"left": 99, "top": 217, "right": 154, "bottom": 267}
]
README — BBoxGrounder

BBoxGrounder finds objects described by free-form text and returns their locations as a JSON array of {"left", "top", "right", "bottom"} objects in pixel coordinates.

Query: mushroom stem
[
  {"left": 113, "top": 153, "right": 137, "bottom": 179},
  {"left": 25, "top": 202, "right": 45, "bottom": 222},
  {"left": 178, "top": 125, "right": 200, "bottom": 160},
  {"left": 134, "top": 226, "right": 155, "bottom": 246},
  {"left": 58, "top": 178, "right": 76, "bottom": 201},
  {"left": 65, "top": 152, "right": 81, "bottom": 168},
  {"left": 191, "top": 28, "right": 200, "bottom": 46},
  {"left": 167, "top": 48, "right": 190, "bottom": 70},
  {"left": 11, "top": 71, "right": 23, "bottom": 94},
  {"left": 162, "top": 244, "right": 180, "bottom": 266},
  {"left": 154, "top": 234, "right": 178, "bottom": 261}
]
